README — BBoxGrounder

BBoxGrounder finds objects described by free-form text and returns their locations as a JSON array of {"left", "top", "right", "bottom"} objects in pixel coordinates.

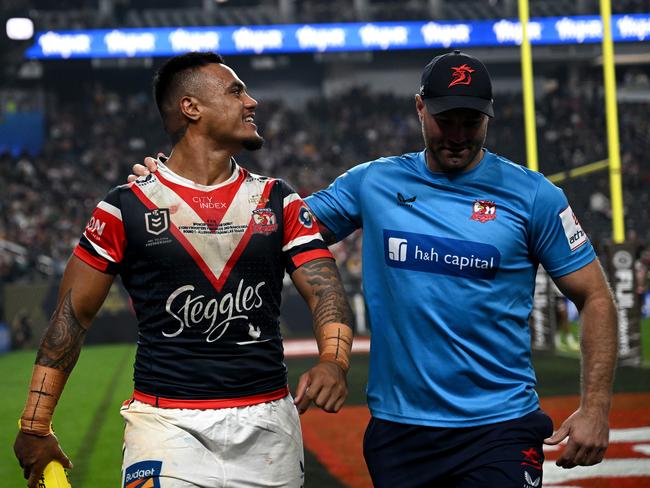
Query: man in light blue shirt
[{"left": 307, "top": 50, "right": 617, "bottom": 487}]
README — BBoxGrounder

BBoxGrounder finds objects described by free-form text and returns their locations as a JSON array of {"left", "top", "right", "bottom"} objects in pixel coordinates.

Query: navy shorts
[{"left": 363, "top": 409, "right": 554, "bottom": 488}]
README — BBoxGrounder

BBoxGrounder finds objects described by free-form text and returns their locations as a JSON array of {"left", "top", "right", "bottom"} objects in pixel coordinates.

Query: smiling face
[
  {"left": 190, "top": 63, "right": 264, "bottom": 151},
  {"left": 415, "top": 94, "right": 488, "bottom": 173}
]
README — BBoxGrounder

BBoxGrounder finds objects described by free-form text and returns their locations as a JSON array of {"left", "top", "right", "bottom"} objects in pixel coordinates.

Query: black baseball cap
[{"left": 420, "top": 50, "right": 494, "bottom": 117}]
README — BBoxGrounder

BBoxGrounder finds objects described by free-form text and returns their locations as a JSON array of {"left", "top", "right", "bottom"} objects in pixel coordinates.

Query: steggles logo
[
  {"left": 164, "top": 280, "right": 266, "bottom": 343},
  {"left": 449, "top": 63, "right": 475, "bottom": 87}
]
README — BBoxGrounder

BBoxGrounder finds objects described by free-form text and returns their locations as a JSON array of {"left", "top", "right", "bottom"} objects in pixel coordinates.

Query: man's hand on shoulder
[
  {"left": 127, "top": 153, "right": 164, "bottom": 183},
  {"left": 293, "top": 360, "right": 348, "bottom": 415}
]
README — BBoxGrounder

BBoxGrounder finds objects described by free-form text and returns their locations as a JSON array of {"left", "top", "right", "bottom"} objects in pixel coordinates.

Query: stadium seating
[{"left": 1, "top": 78, "right": 649, "bottom": 283}]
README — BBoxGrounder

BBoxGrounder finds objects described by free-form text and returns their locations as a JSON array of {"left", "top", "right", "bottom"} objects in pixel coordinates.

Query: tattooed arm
[
  {"left": 290, "top": 258, "right": 354, "bottom": 414},
  {"left": 14, "top": 255, "right": 114, "bottom": 488}
]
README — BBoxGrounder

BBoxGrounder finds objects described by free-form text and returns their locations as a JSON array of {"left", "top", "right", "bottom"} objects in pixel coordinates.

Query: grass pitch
[{"left": 1, "top": 340, "right": 648, "bottom": 488}]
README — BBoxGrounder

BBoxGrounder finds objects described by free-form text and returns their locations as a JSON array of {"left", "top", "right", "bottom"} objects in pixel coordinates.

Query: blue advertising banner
[{"left": 25, "top": 14, "right": 650, "bottom": 60}]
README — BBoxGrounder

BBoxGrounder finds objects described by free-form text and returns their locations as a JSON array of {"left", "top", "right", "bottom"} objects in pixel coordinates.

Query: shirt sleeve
[
  {"left": 73, "top": 187, "right": 126, "bottom": 275},
  {"left": 528, "top": 176, "right": 596, "bottom": 278},
  {"left": 305, "top": 161, "right": 371, "bottom": 242},
  {"left": 277, "top": 180, "right": 333, "bottom": 274}
]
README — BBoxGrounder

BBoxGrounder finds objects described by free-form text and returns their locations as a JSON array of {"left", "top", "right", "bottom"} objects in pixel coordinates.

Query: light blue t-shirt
[{"left": 306, "top": 149, "right": 595, "bottom": 427}]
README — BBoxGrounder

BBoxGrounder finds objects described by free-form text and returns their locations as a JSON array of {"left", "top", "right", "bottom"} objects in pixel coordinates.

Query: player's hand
[
  {"left": 293, "top": 360, "right": 348, "bottom": 415},
  {"left": 14, "top": 431, "right": 72, "bottom": 488},
  {"left": 127, "top": 153, "right": 164, "bottom": 183},
  {"left": 544, "top": 407, "right": 609, "bottom": 468}
]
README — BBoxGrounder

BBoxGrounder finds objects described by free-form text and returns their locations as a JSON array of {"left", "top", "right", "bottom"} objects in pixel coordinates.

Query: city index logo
[
  {"left": 191, "top": 196, "right": 226, "bottom": 209},
  {"left": 123, "top": 460, "right": 162, "bottom": 488}
]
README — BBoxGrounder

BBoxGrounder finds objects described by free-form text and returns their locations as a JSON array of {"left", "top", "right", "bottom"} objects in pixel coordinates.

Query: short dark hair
[{"left": 152, "top": 52, "right": 225, "bottom": 142}]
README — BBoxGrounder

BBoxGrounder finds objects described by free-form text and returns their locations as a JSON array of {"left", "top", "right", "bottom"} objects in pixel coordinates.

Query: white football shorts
[{"left": 120, "top": 395, "right": 304, "bottom": 487}]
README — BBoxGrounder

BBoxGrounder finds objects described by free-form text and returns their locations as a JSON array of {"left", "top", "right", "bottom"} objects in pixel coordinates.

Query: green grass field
[{"left": 1, "top": 338, "right": 649, "bottom": 488}]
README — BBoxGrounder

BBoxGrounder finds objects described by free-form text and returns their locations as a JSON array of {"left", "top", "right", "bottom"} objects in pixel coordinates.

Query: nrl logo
[
  {"left": 145, "top": 208, "right": 170, "bottom": 235},
  {"left": 470, "top": 200, "right": 496, "bottom": 223}
]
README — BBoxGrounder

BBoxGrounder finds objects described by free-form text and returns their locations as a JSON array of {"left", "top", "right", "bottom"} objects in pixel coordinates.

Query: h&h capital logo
[{"left": 388, "top": 237, "right": 408, "bottom": 262}]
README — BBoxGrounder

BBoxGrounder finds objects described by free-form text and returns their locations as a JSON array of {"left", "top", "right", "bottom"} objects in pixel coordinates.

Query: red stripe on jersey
[
  {"left": 292, "top": 249, "right": 334, "bottom": 268},
  {"left": 129, "top": 183, "right": 222, "bottom": 290},
  {"left": 73, "top": 245, "right": 111, "bottom": 272},
  {"left": 283, "top": 197, "right": 322, "bottom": 248},
  {"left": 132, "top": 385, "right": 289, "bottom": 409},
  {"left": 155, "top": 168, "right": 246, "bottom": 230},
  {"left": 214, "top": 178, "right": 276, "bottom": 290},
  {"left": 129, "top": 178, "right": 276, "bottom": 293}
]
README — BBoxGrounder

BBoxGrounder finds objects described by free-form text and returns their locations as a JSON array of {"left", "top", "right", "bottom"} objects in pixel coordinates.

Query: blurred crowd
[{"left": 1, "top": 76, "right": 650, "bottom": 290}]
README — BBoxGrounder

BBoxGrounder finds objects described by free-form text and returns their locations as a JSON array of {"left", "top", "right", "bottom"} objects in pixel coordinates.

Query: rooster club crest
[
  {"left": 251, "top": 208, "right": 278, "bottom": 235},
  {"left": 449, "top": 63, "right": 475, "bottom": 87},
  {"left": 144, "top": 208, "right": 170, "bottom": 235},
  {"left": 471, "top": 200, "right": 496, "bottom": 223}
]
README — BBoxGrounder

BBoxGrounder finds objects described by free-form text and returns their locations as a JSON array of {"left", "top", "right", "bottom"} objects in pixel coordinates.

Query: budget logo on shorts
[
  {"left": 123, "top": 460, "right": 162, "bottom": 488},
  {"left": 387, "top": 237, "right": 408, "bottom": 262},
  {"left": 144, "top": 209, "right": 169, "bottom": 236}
]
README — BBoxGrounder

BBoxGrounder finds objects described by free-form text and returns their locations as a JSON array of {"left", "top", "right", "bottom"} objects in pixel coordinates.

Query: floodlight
[{"left": 6, "top": 18, "right": 34, "bottom": 41}]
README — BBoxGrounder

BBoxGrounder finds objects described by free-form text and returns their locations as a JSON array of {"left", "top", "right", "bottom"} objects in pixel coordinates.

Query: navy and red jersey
[{"left": 74, "top": 161, "right": 332, "bottom": 400}]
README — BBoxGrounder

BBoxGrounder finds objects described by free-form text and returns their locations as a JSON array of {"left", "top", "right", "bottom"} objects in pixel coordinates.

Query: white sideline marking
[{"left": 545, "top": 459, "right": 650, "bottom": 483}]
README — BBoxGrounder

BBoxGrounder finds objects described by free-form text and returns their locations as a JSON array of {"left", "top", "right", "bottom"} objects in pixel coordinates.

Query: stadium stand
[{"left": 1, "top": 74, "right": 649, "bottom": 282}]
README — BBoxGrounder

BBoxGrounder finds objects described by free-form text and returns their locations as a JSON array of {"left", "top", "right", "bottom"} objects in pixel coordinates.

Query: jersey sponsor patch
[
  {"left": 559, "top": 206, "right": 587, "bottom": 251},
  {"left": 123, "top": 460, "right": 162, "bottom": 488},
  {"left": 384, "top": 229, "right": 501, "bottom": 280},
  {"left": 298, "top": 206, "right": 314, "bottom": 229}
]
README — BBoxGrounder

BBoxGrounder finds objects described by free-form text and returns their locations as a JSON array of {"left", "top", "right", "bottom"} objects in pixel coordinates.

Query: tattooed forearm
[
  {"left": 35, "top": 290, "right": 88, "bottom": 374},
  {"left": 298, "top": 259, "right": 354, "bottom": 327}
]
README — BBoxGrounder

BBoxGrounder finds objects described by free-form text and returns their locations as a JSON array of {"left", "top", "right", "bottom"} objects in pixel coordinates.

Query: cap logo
[{"left": 448, "top": 64, "right": 475, "bottom": 88}]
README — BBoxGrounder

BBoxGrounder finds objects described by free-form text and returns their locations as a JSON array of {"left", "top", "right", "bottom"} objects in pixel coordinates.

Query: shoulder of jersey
[
  {"left": 243, "top": 168, "right": 276, "bottom": 184},
  {"left": 491, "top": 152, "right": 546, "bottom": 181}
]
